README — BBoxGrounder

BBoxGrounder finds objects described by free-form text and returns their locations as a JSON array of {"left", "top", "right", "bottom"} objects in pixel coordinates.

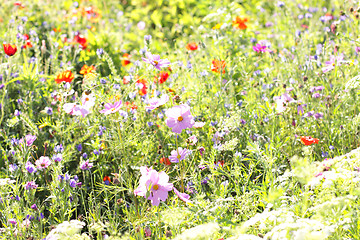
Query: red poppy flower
[
  {"left": 103, "top": 176, "right": 111, "bottom": 182},
  {"left": 121, "top": 53, "right": 131, "bottom": 67},
  {"left": 123, "top": 76, "right": 131, "bottom": 84},
  {"left": 14, "top": 1, "right": 25, "bottom": 8},
  {"left": 22, "top": 40, "right": 33, "bottom": 49},
  {"left": 211, "top": 59, "right": 226, "bottom": 74},
  {"left": 156, "top": 71, "right": 169, "bottom": 84},
  {"left": 3, "top": 43, "right": 17, "bottom": 56},
  {"left": 300, "top": 136, "right": 319, "bottom": 146},
  {"left": 73, "top": 34, "right": 87, "bottom": 49},
  {"left": 160, "top": 157, "right": 171, "bottom": 166},
  {"left": 301, "top": 24, "right": 309, "bottom": 29},
  {"left": 55, "top": 70, "right": 74, "bottom": 84},
  {"left": 136, "top": 78, "right": 148, "bottom": 96},
  {"left": 232, "top": 17, "right": 248, "bottom": 30},
  {"left": 186, "top": 42, "right": 198, "bottom": 51}
]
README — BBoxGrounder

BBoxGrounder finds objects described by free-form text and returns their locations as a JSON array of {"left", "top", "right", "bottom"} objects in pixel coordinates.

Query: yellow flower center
[
  {"left": 153, "top": 60, "right": 159, "bottom": 65},
  {"left": 153, "top": 184, "right": 159, "bottom": 190},
  {"left": 178, "top": 116, "right": 183, "bottom": 122},
  {"left": 177, "top": 154, "right": 181, "bottom": 159},
  {"left": 85, "top": 97, "right": 89, "bottom": 101},
  {"left": 332, "top": 63, "right": 335, "bottom": 66},
  {"left": 111, "top": 108, "right": 116, "bottom": 112}
]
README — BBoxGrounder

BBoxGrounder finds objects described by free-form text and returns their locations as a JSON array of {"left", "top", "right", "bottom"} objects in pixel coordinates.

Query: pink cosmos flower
[
  {"left": 63, "top": 103, "right": 90, "bottom": 117},
  {"left": 187, "top": 135, "right": 198, "bottom": 145},
  {"left": 35, "top": 156, "right": 51, "bottom": 170},
  {"left": 273, "top": 93, "right": 296, "bottom": 113},
  {"left": 100, "top": 101, "right": 122, "bottom": 115},
  {"left": 169, "top": 147, "right": 190, "bottom": 163},
  {"left": 322, "top": 54, "right": 344, "bottom": 73},
  {"left": 165, "top": 104, "right": 195, "bottom": 133},
  {"left": 142, "top": 52, "right": 171, "bottom": 71},
  {"left": 81, "top": 93, "right": 96, "bottom": 109},
  {"left": 173, "top": 187, "right": 191, "bottom": 203},
  {"left": 146, "top": 94, "right": 169, "bottom": 111},
  {"left": 134, "top": 167, "right": 173, "bottom": 206},
  {"left": 253, "top": 43, "right": 269, "bottom": 53},
  {"left": 193, "top": 122, "right": 205, "bottom": 128}
]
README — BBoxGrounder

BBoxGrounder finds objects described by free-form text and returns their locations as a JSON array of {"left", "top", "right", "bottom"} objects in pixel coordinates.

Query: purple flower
[
  {"left": 52, "top": 154, "right": 62, "bottom": 162},
  {"left": 45, "top": 107, "right": 53, "bottom": 115},
  {"left": 20, "top": 134, "right": 36, "bottom": 147},
  {"left": 297, "top": 104, "right": 305, "bottom": 115},
  {"left": 96, "top": 48, "right": 104, "bottom": 57},
  {"left": 303, "top": 111, "right": 315, "bottom": 118},
  {"left": 144, "top": 35, "right": 152, "bottom": 41},
  {"left": 100, "top": 101, "right": 122, "bottom": 115},
  {"left": 312, "top": 93, "right": 321, "bottom": 98},
  {"left": 24, "top": 181, "right": 38, "bottom": 190},
  {"left": 54, "top": 144, "right": 63, "bottom": 153},
  {"left": 8, "top": 219, "right": 17, "bottom": 225},
  {"left": 314, "top": 112, "right": 324, "bottom": 119},
  {"left": 31, "top": 204, "right": 38, "bottom": 210},
  {"left": 142, "top": 52, "right": 170, "bottom": 70},
  {"left": 76, "top": 144, "right": 82, "bottom": 152},
  {"left": 169, "top": 147, "right": 190, "bottom": 163},
  {"left": 165, "top": 104, "right": 195, "bottom": 133},
  {"left": 9, "top": 163, "right": 18, "bottom": 172},
  {"left": 201, "top": 177, "right": 209, "bottom": 184},
  {"left": 198, "top": 146, "right": 205, "bottom": 156},
  {"left": 69, "top": 179, "right": 77, "bottom": 188},
  {"left": 80, "top": 160, "right": 93, "bottom": 170},
  {"left": 14, "top": 109, "right": 21, "bottom": 116},
  {"left": 25, "top": 161, "right": 37, "bottom": 174}
]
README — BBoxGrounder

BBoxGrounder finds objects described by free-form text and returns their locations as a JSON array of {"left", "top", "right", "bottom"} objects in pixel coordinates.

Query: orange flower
[
  {"left": 125, "top": 101, "right": 138, "bottom": 110},
  {"left": 186, "top": 42, "right": 198, "bottom": 51},
  {"left": 232, "top": 16, "right": 248, "bottom": 30},
  {"left": 55, "top": 70, "right": 74, "bottom": 84},
  {"left": 156, "top": 71, "right": 169, "bottom": 84},
  {"left": 80, "top": 64, "right": 95, "bottom": 76},
  {"left": 300, "top": 136, "right": 319, "bottom": 146},
  {"left": 53, "top": 28, "right": 61, "bottom": 32},
  {"left": 160, "top": 157, "right": 171, "bottom": 166},
  {"left": 212, "top": 23, "right": 223, "bottom": 30},
  {"left": 121, "top": 53, "right": 131, "bottom": 67},
  {"left": 211, "top": 59, "right": 226, "bottom": 74},
  {"left": 3, "top": 43, "right": 17, "bottom": 56},
  {"left": 136, "top": 78, "right": 148, "bottom": 96}
]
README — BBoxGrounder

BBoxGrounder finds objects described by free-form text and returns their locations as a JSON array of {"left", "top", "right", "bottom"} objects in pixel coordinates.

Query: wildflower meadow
[{"left": 1, "top": 0, "right": 360, "bottom": 239}]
